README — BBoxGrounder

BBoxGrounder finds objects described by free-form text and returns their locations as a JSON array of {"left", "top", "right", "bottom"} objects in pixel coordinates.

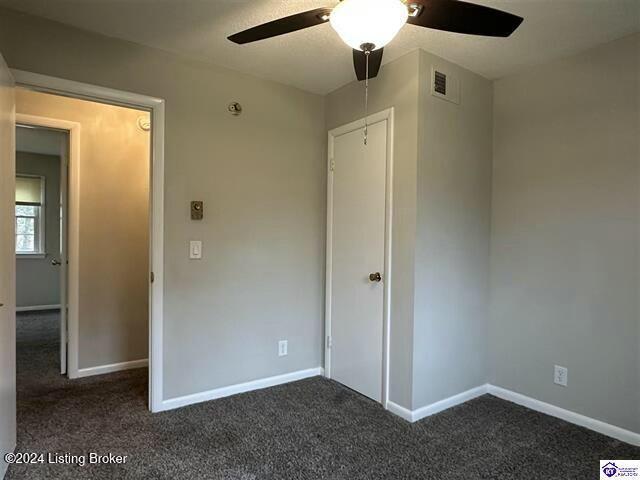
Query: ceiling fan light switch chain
[{"left": 364, "top": 49, "right": 370, "bottom": 145}]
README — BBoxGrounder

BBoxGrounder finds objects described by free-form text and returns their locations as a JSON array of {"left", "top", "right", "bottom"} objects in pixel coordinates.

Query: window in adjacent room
[{"left": 15, "top": 175, "right": 45, "bottom": 255}]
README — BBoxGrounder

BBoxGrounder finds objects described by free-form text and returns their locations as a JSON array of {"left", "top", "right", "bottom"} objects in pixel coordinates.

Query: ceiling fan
[{"left": 228, "top": 0, "right": 523, "bottom": 82}]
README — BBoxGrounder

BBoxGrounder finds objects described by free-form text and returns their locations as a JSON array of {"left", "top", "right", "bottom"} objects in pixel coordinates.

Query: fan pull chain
[{"left": 364, "top": 49, "right": 370, "bottom": 145}]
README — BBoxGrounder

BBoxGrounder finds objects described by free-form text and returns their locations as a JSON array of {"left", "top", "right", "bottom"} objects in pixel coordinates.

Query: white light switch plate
[{"left": 189, "top": 240, "right": 202, "bottom": 259}]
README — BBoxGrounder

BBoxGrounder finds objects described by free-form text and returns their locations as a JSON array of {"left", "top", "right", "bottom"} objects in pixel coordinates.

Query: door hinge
[
  {"left": 330, "top": 158, "right": 335, "bottom": 172},
  {"left": 150, "top": 271, "right": 155, "bottom": 283},
  {"left": 326, "top": 335, "right": 332, "bottom": 349}
]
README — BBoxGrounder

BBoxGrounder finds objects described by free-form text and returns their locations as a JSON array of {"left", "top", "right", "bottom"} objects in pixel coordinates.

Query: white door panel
[
  {"left": 0, "top": 53, "right": 16, "bottom": 478},
  {"left": 330, "top": 120, "right": 387, "bottom": 402}
]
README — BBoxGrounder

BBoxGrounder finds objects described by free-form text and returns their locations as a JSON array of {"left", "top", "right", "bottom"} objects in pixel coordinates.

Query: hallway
[{"left": 10, "top": 311, "right": 147, "bottom": 479}]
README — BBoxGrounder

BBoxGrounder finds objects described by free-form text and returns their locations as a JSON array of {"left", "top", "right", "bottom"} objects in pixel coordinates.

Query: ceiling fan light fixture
[{"left": 330, "top": 0, "right": 408, "bottom": 51}]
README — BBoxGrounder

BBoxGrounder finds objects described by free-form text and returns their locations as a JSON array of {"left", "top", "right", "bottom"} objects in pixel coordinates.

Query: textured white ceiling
[{"left": 2, "top": 0, "right": 639, "bottom": 94}]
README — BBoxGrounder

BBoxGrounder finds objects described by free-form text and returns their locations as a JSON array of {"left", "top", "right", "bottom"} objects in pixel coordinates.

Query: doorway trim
[
  {"left": 11, "top": 69, "right": 165, "bottom": 413},
  {"left": 15, "top": 114, "right": 80, "bottom": 377},
  {"left": 324, "top": 107, "right": 394, "bottom": 409}
]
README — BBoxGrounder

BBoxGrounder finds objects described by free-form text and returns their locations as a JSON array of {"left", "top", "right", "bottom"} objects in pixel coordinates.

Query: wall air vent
[
  {"left": 434, "top": 70, "right": 447, "bottom": 95},
  {"left": 431, "top": 66, "right": 460, "bottom": 105}
]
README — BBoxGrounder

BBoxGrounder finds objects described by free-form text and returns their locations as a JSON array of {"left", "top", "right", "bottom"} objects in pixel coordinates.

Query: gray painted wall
[
  {"left": 412, "top": 50, "right": 493, "bottom": 409},
  {"left": 490, "top": 33, "right": 640, "bottom": 433},
  {"left": 326, "top": 51, "right": 420, "bottom": 408},
  {"left": 15, "top": 151, "right": 61, "bottom": 308},
  {"left": 0, "top": 7, "right": 326, "bottom": 399}
]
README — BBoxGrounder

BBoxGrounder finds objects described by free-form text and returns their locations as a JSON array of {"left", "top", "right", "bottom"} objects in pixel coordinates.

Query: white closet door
[{"left": 329, "top": 119, "right": 387, "bottom": 402}]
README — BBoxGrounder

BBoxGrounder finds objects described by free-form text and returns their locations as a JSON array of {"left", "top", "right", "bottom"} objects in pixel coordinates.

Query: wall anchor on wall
[{"left": 228, "top": 102, "right": 242, "bottom": 116}]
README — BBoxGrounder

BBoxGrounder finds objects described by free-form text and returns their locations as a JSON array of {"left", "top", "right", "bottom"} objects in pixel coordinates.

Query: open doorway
[
  {"left": 15, "top": 124, "right": 68, "bottom": 378},
  {"left": 13, "top": 88, "right": 152, "bottom": 407}
]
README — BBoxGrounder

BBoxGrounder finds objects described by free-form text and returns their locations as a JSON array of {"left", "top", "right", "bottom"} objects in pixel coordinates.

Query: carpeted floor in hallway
[{"left": 7, "top": 311, "right": 639, "bottom": 479}]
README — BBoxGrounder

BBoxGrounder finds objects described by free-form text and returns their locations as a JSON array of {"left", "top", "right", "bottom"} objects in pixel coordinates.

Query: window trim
[{"left": 16, "top": 174, "right": 46, "bottom": 257}]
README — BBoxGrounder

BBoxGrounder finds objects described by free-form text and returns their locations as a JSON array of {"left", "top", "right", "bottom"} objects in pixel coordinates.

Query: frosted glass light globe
[{"left": 330, "top": 0, "right": 408, "bottom": 51}]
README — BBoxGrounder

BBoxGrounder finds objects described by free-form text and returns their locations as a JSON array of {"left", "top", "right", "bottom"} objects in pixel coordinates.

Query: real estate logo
[
  {"left": 603, "top": 462, "right": 619, "bottom": 478},
  {"left": 601, "top": 460, "right": 640, "bottom": 479}
]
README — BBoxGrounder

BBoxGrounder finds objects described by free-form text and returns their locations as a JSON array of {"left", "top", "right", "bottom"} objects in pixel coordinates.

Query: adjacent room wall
[
  {"left": 16, "top": 89, "right": 150, "bottom": 370},
  {"left": 0, "top": 7, "right": 326, "bottom": 399},
  {"left": 326, "top": 50, "right": 420, "bottom": 408},
  {"left": 490, "top": 33, "right": 640, "bottom": 433},
  {"left": 15, "top": 151, "right": 61, "bottom": 308},
  {"left": 412, "top": 50, "right": 493, "bottom": 410}
]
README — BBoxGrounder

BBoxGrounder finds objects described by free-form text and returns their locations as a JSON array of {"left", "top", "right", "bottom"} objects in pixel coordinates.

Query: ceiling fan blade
[
  {"left": 228, "top": 8, "right": 333, "bottom": 44},
  {"left": 407, "top": 0, "right": 523, "bottom": 37},
  {"left": 353, "top": 48, "right": 384, "bottom": 81}
]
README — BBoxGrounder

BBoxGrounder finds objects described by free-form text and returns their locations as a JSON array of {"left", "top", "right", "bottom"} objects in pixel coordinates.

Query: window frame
[{"left": 15, "top": 174, "right": 46, "bottom": 258}]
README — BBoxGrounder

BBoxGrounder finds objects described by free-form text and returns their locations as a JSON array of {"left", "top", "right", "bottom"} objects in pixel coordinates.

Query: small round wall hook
[{"left": 228, "top": 102, "right": 242, "bottom": 116}]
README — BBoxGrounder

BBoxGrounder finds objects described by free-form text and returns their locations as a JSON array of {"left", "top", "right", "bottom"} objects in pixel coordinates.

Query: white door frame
[
  {"left": 324, "top": 107, "right": 394, "bottom": 409},
  {"left": 58, "top": 126, "right": 69, "bottom": 375},
  {"left": 11, "top": 69, "right": 165, "bottom": 413},
  {"left": 15, "top": 116, "right": 79, "bottom": 376}
]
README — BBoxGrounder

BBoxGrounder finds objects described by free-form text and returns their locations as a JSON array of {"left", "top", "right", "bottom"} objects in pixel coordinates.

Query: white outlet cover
[
  {"left": 554, "top": 365, "right": 568, "bottom": 386},
  {"left": 278, "top": 340, "right": 288, "bottom": 357}
]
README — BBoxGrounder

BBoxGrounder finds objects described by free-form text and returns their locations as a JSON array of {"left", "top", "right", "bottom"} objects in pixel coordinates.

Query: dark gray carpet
[{"left": 8, "top": 312, "right": 639, "bottom": 479}]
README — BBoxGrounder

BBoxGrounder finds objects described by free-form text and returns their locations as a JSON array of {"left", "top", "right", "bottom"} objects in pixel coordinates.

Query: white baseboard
[
  {"left": 74, "top": 359, "right": 148, "bottom": 378},
  {"left": 160, "top": 367, "right": 324, "bottom": 412},
  {"left": 387, "top": 384, "right": 488, "bottom": 423},
  {"left": 16, "top": 304, "right": 61, "bottom": 312},
  {"left": 386, "top": 400, "right": 413, "bottom": 422},
  {"left": 386, "top": 383, "right": 639, "bottom": 446},
  {"left": 412, "top": 385, "right": 489, "bottom": 422},
  {"left": 487, "top": 385, "right": 640, "bottom": 447}
]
